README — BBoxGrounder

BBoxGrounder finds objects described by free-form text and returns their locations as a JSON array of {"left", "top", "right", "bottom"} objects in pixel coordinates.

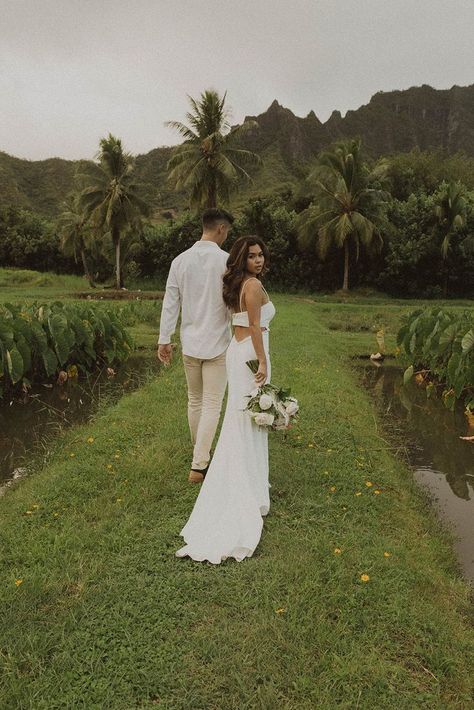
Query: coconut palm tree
[
  {"left": 166, "top": 89, "right": 261, "bottom": 209},
  {"left": 297, "top": 138, "right": 390, "bottom": 291},
  {"left": 58, "top": 194, "right": 95, "bottom": 287},
  {"left": 79, "top": 134, "right": 149, "bottom": 289}
]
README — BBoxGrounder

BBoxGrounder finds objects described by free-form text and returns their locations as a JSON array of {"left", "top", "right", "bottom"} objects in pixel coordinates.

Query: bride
[{"left": 176, "top": 235, "right": 276, "bottom": 564}]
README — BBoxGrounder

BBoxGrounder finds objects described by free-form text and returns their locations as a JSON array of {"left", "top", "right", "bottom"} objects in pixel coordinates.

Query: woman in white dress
[{"left": 176, "top": 236, "right": 276, "bottom": 564}]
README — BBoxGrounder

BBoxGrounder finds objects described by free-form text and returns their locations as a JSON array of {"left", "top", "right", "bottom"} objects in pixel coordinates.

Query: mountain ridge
[{"left": 1, "top": 82, "right": 473, "bottom": 217}]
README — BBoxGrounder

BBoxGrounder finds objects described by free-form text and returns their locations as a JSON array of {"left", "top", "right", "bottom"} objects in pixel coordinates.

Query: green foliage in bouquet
[
  {"left": 245, "top": 359, "right": 299, "bottom": 430},
  {"left": 0, "top": 301, "right": 134, "bottom": 399},
  {"left": 397, "top": 307, "right": 474, "bottom": 411}
]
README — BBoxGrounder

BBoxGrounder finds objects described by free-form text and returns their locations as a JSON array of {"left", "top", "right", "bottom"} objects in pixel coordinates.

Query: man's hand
[{"left": 157, "top": 343, "right": 173, "bottom": 365}]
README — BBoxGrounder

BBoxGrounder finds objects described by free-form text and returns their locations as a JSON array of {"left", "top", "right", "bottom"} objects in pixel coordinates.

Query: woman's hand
[{"left": 255, "top": 360, "right": 267, "bottom": 385}]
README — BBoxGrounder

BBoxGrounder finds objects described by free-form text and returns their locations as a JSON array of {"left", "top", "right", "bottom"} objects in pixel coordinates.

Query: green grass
[
  {"left": 1, "top": 293, "right": 473, "bottom": 709},
  {"left": 0, "top": 268, "right": 95, "bottom": 303}
]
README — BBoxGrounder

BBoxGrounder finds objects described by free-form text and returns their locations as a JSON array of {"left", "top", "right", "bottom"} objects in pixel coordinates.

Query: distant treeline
[{"left": 1, "top": 148, "right": 474, "bottom": 297}]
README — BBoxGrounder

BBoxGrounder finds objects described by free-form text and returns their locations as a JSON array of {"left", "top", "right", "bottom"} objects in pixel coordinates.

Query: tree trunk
[
  {"left": 113, "top": 227, "right": 121, "bottom": 290},
  {"left": 342, "top": 240, "right": 350, "bottom": 291},
  {"left": 80, "top": 249, "right": 95, "bottom": 288},
  {"left": 207, "top": 174, "right": 217, "bottom": 209},
  {"left": 444, "top": 269, "right": 449, "bottom": 297}
]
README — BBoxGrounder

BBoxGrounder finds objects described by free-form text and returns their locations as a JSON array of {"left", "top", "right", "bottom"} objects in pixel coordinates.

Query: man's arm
[{"left": 157, "top": 261, "right": 180, "bottom": 364}]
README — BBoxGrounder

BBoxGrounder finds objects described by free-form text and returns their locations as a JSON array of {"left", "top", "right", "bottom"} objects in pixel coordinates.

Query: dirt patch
[{"left": 75, "top": 290, "right": 164, "bottom": 301}]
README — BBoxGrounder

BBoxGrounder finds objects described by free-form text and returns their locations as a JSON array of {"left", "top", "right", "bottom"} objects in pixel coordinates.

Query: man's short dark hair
[{"left": 202, "top": 208, "right": 234, "bottom": 230}]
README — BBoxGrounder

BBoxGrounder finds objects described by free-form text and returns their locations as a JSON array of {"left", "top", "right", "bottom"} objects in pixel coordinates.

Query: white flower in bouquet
[
  {"left": 259, "top": 393, "right": 274, "bottom": 410},
  {"left": 273, "top": 400, "right": 290, "bottom": 428},
  {"left": 285, "top": 398, "right": 299, "bottom": 416},
  {"left": 254, "top": 412, "right": 275, "bottom": 427}
]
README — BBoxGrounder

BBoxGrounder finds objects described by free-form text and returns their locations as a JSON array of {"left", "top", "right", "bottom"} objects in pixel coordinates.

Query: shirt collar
[{"left": 193, "top": 240, "right": 221, "bottom": 249}]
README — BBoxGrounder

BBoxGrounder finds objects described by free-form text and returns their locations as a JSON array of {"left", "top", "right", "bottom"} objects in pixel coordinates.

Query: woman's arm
[{"left": 244, "top": 280, "right": 267, "bottom": 385}]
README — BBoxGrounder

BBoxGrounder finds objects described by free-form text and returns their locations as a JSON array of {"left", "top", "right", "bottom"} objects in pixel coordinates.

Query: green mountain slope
[{"left": 1, "top": 83, "right": 473, "bottom": 218}]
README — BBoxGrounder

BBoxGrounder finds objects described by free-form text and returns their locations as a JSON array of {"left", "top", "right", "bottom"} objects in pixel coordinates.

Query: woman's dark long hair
[{"left": 223, "top": 235, "right": 270, "bottom": 312}]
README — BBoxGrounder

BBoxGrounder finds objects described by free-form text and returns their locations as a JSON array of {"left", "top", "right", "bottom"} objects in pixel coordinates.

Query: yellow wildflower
[
  {"left": 32, "top": 504, "right": 39, "bottom": 509},
  {"left": 15, "top": 579, "right": 23, "bottom": 587},
  {"left": 114, "top": 454, "right": 120, "bottom": 459},
  {"left": 69, "top": 452, "right": 75, "bottom": 458},
  {"left": 330, "top": 486, "right": 336, "bottom": 492},
  {"left": 87, "top": 437, "right": 94, "bottom": 444},
  {"left": 355, "top": 491, "right": 362, "bottom": 496},
  {"left": 275, "top": 608, "right": 286, "bottom": 614},
  {"left": 365, "top": 481, "right": 373, "bottom": 487},
  {"left": 25, "top": 510, "right": 33, "bottom": 515},
  {"left": 360, "top": 574, "right": 370, "bottom": 582},
  {"left": 334, "top": 548, "right": 342, "bottom": 554},
  {"left": 107, "top": 464, "right": 113, "bottom": 470},
  {"left": 383, "top": 552, "right": 392, "bottom": 558},
  {"left": 374, "top": 489, "right": 381, "bottom": 495}
]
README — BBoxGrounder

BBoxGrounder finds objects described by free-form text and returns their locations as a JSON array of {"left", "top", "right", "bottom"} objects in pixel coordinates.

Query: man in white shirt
[{"left": 157, "top": 208, "right": 234, "bottom": 483}]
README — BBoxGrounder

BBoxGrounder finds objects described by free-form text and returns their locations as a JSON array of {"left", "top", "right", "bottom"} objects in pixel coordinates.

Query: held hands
[
  {"left": 157, "top": 343, "right": 173, "bottom": 366},
  {"left": 255, "top": 359, "right": 267, "bottom": 386}
]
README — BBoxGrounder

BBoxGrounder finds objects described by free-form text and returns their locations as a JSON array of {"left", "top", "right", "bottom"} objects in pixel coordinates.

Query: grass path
[{"left": 1, "top": 295, "right": 473, "bottom": 709}]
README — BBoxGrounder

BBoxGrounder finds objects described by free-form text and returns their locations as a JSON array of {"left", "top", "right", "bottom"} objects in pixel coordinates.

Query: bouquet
[{"left": 244, "top": 360, "right": 299, "bottom": 431}]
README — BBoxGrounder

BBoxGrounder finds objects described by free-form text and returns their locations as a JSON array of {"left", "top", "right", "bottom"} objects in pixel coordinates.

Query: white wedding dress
[{"left": 176, "top": 295, "right": 276, "bottom": 564}]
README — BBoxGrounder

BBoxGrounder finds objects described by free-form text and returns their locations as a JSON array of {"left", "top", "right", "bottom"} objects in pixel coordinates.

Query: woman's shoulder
[{"left": 243, "top": 277, "right": 263, "bottom": 291}]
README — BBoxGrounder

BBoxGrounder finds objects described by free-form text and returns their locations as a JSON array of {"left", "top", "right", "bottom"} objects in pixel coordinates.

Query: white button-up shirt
[{"left": 158, "top": 240, "right": 232, "bottom": 359}]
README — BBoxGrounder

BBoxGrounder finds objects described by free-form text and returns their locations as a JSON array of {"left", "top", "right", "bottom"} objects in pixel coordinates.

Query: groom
[{"left": 157, "top": 208, "right": 234, "bottom": 483}]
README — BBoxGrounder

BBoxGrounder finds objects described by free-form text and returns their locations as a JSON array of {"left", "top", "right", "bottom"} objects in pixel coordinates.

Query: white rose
[
  {"left": 285, "top": 400, "right": 299, "bottom": 416},
  {"left": 259, "top": 393, "right": 273, "bottom": 410},
  {"left": 254, "top": 412, "right": 275, "bottom": 427}
]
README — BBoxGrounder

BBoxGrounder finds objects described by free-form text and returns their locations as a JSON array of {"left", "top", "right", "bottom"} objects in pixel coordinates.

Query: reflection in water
[
  {"left": 360, "top": 363, "right": 474, "bottom": 584},
  {"left": 0, "top": 355, "right": 160, "bottom": 489}
]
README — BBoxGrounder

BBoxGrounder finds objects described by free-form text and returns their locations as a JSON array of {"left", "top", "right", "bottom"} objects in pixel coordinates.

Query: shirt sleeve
[{"left": 158, "top": 260, "right": 181, "bottom": 344}]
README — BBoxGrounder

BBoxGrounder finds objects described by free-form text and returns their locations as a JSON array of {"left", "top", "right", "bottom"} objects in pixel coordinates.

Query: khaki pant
[{"left": 182, "top": 350, "right": 228, "bottom": 470}]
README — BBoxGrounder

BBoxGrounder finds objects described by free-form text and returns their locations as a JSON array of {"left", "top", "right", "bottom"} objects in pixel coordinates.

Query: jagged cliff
[
  {"left": 242, "top": 84, "right": 474, "bottom": 161},
  {"left": 1, "top": 83, "right": 473, "bottom": 217}
]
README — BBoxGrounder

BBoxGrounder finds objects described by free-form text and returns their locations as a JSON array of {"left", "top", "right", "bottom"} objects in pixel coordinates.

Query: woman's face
[{"left": 246, "top": 243, "right": 265, "bottom": 275}]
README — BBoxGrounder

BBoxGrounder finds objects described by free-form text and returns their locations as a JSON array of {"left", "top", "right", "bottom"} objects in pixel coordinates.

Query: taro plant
[
  {"left": 0, "top": 302, "right": 134, "bottom": 399},
  {"left": 397, "top": 307, "right": 474, "bottom": 411}
]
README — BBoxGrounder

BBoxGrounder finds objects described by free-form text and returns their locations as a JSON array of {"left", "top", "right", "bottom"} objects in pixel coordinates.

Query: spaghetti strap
[{"left": 239, "top": 277, "right": 260, "bottom": 312}]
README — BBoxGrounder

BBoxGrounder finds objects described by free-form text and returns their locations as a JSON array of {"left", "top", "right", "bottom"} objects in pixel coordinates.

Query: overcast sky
[{"left": 1, "top": 0, "right": 473, "bottom": 161}]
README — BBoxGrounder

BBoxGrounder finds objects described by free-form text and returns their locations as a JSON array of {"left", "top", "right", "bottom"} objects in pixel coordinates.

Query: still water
[
  {"left": 360, "top": 362, "right": 474, "bottom": 584},
  {"left": 0, "top": 354, "right": 160, "bottom": 494}
]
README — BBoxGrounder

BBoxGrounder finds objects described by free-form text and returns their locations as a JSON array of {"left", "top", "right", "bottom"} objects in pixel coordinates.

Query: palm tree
[
  {"left": 166, "top": 89, "right": 261, "bottom": 208},
  {"left": 297, "top": 138, "right": 389, "bottom": 291},
  {"left": 434, "top": 181, "right": 467, "bottom": 258},
  {"left": 433, "top": 181, "right": 467, "bottom": 296},
  {"left": 58, "top": 194, "right": 95, "bottom": 287},
  {"left": 79, "top": 134, "right": 149, "bottom": 289}
]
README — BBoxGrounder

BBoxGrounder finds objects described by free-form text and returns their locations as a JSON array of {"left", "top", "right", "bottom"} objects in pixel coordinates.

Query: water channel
[
  {"left": 359, "top": 361, "right": 474, "bottom": 584},
  {"left": 0, "top": 353, "right": 160, "bottom": 495}
]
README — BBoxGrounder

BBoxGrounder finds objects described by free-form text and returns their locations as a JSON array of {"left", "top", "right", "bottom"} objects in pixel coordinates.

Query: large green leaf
[
  {"left": 42, "top": 348, "right": 59, "bottom": 377},
  {"left": 6, "top": 347, "right": 24, "bottom": 384},
  {"left": 0, "top": 322, "right": 14, "bottom": 349},
  {"left": 15, "top": 334, "right": 32, "bottom": 373},
  {"left": 461, "top": 329, "right": 474, "bottom": 354},
  {"left": 403, "top": 365, "right": 414, "bottom": 385}
]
